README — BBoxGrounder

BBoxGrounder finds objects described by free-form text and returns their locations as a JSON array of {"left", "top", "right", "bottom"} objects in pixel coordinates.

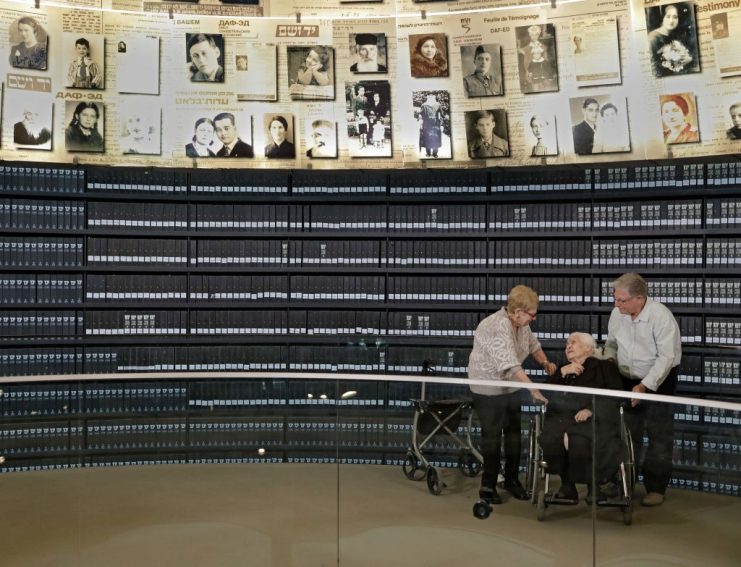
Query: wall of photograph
[{"left": 0, "top": 0, "right": 739, "bottom": 170}]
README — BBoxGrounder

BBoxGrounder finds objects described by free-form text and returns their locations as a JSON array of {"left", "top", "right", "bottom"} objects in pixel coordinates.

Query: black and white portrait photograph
[
  {"left": 345, "top": 80, "right": 392, "bottom": 158},
  {"left": 263, "top": 114, "right": 296, "bottom": 159},
  {"left": 726, "top": 100, "right": 741, "bottom": 140},
  {"left": 413, "top": 90, "right": 451, "bottom": 160},
  {"left": 645, "top": 2, "right": 701, "bottom": 77},
  {"left": 515, "top": 23, "right": 558, "bottom": 94},
  {"left": 186, "top": 33, "right": 225, "bottom": 83},
  {"left": 6, "top": 88, "right": 52, "bottom": 150},
  {"left": 8, "top": 16, "right": 48, "bottom": 70},
  {"left": 118, "top": 36, "right": 160, "bottom": 95},
  {"left": 461, "top": 44, "right": 503, "bottom": 97},
  {"left": 464, "top": 109, "right": 509, "bottom": 159},
  {"left": 63, "top": 33, "right": 104, "bottom": 89},
  {"left": 526, "top": 113, "right": 558, "bottom": 157},
  {"left": 65, "top": 101, "right": 105, "bottom": 153},
  {"left": 659, "top": 93, "right": 700, "bottom": 144},
  {"left": 569, "top": 95, "right": 631, "bottom": 155},
  {"left": 305, "top": 119, "right": 337, "bottom": 159},
  {"left": 287, "top": 46, "right": 335, "bottom": 100},
  {"left": 119, "top": 100, "right": 161, "bottom": 155},
  {"left": 409, "top": 33, "right": 448, "bottom": 78},
  {"left": 184, "top": 111, "right": 253, "bottom": 158},
  {"left": 350, "top": 33, "right": 387, "bottom": 74},
  {"left": 234, "top": 43, "right": 277, "bottom": 101}
]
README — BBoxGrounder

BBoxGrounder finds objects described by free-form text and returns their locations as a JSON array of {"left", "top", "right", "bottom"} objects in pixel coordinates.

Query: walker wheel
[
  {"left": 536, "top": 489, "right": 547, "bottom": 521},
  {"left": 458, "top": 452, "right": 482, "bottom": 477},
  {"left": 402, "top": 452, "right": 425, "bottom": 481},
  {"left": 426, "top": 467, "right": 444, "bottom": 495},
  {"left": 473, "top": 500, "right": 492, "bottom": 520}
]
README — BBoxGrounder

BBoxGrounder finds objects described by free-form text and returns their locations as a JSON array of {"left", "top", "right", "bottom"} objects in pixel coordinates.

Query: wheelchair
[{"left": 527, "top": 404, "right": 636, "bottom": 525}]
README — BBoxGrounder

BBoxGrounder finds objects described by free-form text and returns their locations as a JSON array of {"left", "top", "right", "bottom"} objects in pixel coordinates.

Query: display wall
[{"left": 0, "top": 0, "right": 739, "bottom": 169}]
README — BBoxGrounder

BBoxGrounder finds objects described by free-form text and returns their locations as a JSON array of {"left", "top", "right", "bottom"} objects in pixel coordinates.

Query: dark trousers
[
  {"left": 623, "top": 367, "right": 678, "bottom": 495},
  {"left": 472, "top": 391, "right": 522, "bottom": 488}
]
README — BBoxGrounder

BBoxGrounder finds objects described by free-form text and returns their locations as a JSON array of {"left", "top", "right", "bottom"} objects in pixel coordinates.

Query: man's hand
[
  {"left": 574, "top": 409, "right": 592, "bottom": 422},
  {"left": 543, "top": 361, "right": 557, "bottom": 376},
  {"left": 532, "top": 389, "right": 548, "bottom": 405},
  {"left": 631, "top": 383, "right": 647, "bottom": 407}
]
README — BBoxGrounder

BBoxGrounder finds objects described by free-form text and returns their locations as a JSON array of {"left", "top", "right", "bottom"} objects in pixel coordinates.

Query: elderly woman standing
[
  {"left": 469, "top": 285, "right": 556, "bottom": 504},
  {"left": 540, "top": 332, "right": 624, "bottom": 503}
]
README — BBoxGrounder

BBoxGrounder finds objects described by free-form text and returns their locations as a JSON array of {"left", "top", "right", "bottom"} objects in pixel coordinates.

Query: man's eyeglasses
[{"left": 614, "top": 295, "right": 640, "bottom": 305}]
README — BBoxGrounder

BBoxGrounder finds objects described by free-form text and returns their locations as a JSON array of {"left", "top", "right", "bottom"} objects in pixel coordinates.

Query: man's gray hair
[{"left": 613, "top": 272, "right": 648, "bottom": 298}]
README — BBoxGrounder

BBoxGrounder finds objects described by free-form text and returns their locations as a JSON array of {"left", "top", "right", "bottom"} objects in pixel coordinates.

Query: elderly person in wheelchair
[{"left": 540, "top": 332, "right": 624, "bottom": 503}]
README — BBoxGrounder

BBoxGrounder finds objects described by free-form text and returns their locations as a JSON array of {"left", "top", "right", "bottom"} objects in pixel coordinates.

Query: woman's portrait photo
[
  {"left": 645, "top": 3, "right": 700, "bottom": 77},
  {"left": 7, "top": 89, "right": 52, "bottom": 150},
  {"left": 8, "top": 16, "right": 48, "bottom": 70},
  {"left": 515, "top": 23, "right": 558, "bottom": 94},
  {"left": 264, "top": 114, "right": 296, "bottom": 159},
  {"left": 63, "top": 33, "right": 104, "bottom": 89},
  {"left": 350, "top": 33, "right": 388, "bottom": 74},
  {"left": 465, "top": 109, "right": 509, "bottom": 159},
  {"left": 726, "top": 101, "right": 741, "bottom": 140},
  {"left": 569, "top": 95, "right": 631, "bottom": 154},
  {"left": 345, "top": 80, "right": 392, "bottom": 158},
  {"left": 527, "top": 113, "right": 558, "bottom": 157},
  {"left": 185, "top": 117, "right": 217, "bottom": 158},
  {"left": 120, "top": 101, "right": 161, "bottom": 155},
  {"left": 186, "top": 33, "right": 225, "bottom": 82},
  {"left": 659, "top": 93, "right": 700, "bottom": 144},
  {"left": 287, "top": 45, "right": 335, "bottom": 100},
  {"left": 413, "top": 90, "right": 451, "bottom": 159},
  {"left": 409, "top": 33, "right": 448, "bottom": 78},
  {"left": 65, "top": 101, "right": 104, "bottom": 153},
  {"left": 460, "top": 44, "right": 503, "bottom": 97}
]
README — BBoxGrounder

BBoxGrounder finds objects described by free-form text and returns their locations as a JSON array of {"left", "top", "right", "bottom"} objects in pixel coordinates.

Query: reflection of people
[
  {"left": 14, "top": 108, "right": 51, "bottom": 146},
  {"left": 468, "top": 110, "right": 509, "bottom": 158},
  {"left": 9, "top": 16, "right": 47, "bottom": 70},
  {"left": 120, "top": 113, "right": 159, "bottom": 155},
  {"left": 306, "top": 119, "right": 336, "bottom": 158},
  {"left": 468, "top": 285, "right": 556, "bottom": 505},
  {"left": 592, "top": 103, "right": 630, "bottom": 153},
  {"left": 214, "top": 112, "right": 253, "bottom": 157},
  {"left": 418, "top": 93, "right": 443, "bottom": 158},
  {"left": 529, "top": 114, "right": 554, "bottom": 156},
  {"left": 573, "top": 34, "right": 584, "bottom": 54},
  {"left": 463, "top": 45, "right": 502, "bottom": 97},
  {"left": 661, "top": 94, "right": 699, "bottom": 144},
  {"left": 351, "top": 33, "right": 386, "bottom": 73},
  {"left": 604, "top": 273, "right": 682, "bottom": 508},
  {"left": 573, "top": 98, "right": 599, "bottom": 155},
  {"left": 726, "top": 102, "right": 741, "bottom": 140},
  {"left": 295, "top": 46, "right": 330, "bottom": 86},
  {"left": 647, "top": 4, "right": 695, "bottom": 76},
  {"left": 187, "top": 34, "right": 224, "bottom": 82},
  {"left": 235, "top": 55, "right": 248, "bottom": 71},
  {"left": 67, "top": 38, "right": 103, "bottom": 89},
  {"left": 65, "top": 102, "right": 104, "bottom": 152},
  {"left": 410, "top": 35, "right": 448, "bottom": 77},
  {"left": 265, "top": 115, "right": 295, "bottom": 158},
  {"left": 185, "top": 118, "right": 216, "bottom": 157},
  {"left": 540, "top": 333, "right": 624, "bottom": 503}
]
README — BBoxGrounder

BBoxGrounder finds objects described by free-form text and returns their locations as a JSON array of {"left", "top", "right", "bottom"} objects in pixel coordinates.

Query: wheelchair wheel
[
  {"left": 472, "top": 499, "right": 492, "bottom": 520},
  {"left": 402, "top": 451, "right": 425, "bottom": 481},
  {"left": 536, "top": 489, "right": 547, "bottom": 521},
  {"left": 426, "top": 467, "right": 444, "bottom": 495},
  {"left": 458, "top": 452, "right": 481, "bottom": 477}
]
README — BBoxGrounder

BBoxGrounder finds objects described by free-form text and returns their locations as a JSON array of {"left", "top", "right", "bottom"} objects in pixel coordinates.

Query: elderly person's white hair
[{"left": 569, "top": 332, "right": 596, "bottom": 352}]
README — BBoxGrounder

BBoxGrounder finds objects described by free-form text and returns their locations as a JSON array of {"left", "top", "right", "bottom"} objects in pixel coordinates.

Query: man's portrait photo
[
  {"left": 6, "top": 88, "right": 52, "bottom": 150},
  {"left": 186, "top": 33, "right": 225, "bottom": 82},
  {"left": 465, "top": 109, "right": 509, "bottom": 159},
  {"left": 305, "top": 119, "right": 337, "bottom": 159},
  {"left": 570, "top": 95, "right": 631, "bottom": 155},
  {"left": 460, "top": 44, "right": 503, "bottom": 97},
  {"left": 350, "top": 33, "right": 388, "bottom": 74}
]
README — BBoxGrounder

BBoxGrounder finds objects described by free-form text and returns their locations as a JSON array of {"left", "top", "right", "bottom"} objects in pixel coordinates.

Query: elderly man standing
[{"left": 604, "top": 272, "right": 681, "bottom": 507}]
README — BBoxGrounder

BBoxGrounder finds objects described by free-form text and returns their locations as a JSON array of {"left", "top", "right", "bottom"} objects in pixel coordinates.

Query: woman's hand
[
  {"left": 560, "top": 362, "right": 584, "bottom": 377},
  {"left": 532, "top": 389, "right": 548, "bottom": 405},
  {"left": 574, "top": 409, "right": 592, "bottom": 422},
  {"left": 543, "top": 361, "right": 558, "bottom": 376}
]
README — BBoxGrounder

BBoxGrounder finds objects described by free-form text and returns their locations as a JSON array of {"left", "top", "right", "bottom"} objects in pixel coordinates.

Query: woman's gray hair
[{"left": 569, "top": 332, "right": 596, "bottom": 352}]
